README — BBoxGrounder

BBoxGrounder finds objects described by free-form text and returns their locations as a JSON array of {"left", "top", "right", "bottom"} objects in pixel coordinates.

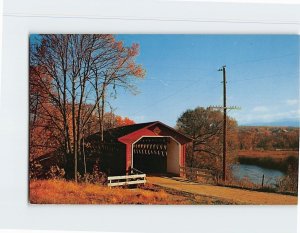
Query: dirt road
[{"left": 147, "top": 176, "right": 297, "bottom": 205}]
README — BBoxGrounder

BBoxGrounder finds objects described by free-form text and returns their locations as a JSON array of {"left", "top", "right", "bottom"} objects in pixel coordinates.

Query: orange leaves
[
  {"left": 126, "top": 62, "right": 145, "bottom": 78},
  {"left": 29, "top": 65, "right": 62, "bottom": 159},
  {"left": 30, "top": 34, "right": 146, "bottom": 167},
  {"left": 116, "top": 41, "right": 124, "bottom": 52},
  {"left": 115, "top": 116, "right": 135, "bottom": 127},
  {"left": 128, "top": 43, "right": 139, "bottom": 57},
  {"left": 127, "top": 62, "right": 135, "bottom": 72},
  {"left": 238, "top": 126, "right": 299, "bottom": 151},
  {"left": 126, "top": 43, "right": 145, "bottom": 77},
  {"left": 133, "top": 65, "right": 146, "bottom": 78},
  {"left": 123, "top": 117, "right": 135, "bottom": 126},
  {"left": 113, "top": 42, "right": 145, "bottom": 79}
]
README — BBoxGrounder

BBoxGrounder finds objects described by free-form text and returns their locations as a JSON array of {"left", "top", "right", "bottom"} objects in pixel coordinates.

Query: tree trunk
[
  {"left": 72, "top": 78, "right": 77, "bottom": 182},
  {"left": 100, "top": 84, "right": 106, "bottom": 142}
]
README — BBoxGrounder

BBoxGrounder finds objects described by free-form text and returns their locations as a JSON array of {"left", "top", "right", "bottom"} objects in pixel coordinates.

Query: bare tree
[{"left": 30, "top": 34, "right": 145, "bottom": 181}]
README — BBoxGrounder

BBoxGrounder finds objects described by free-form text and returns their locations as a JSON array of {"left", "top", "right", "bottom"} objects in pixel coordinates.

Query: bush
[
  {"left": 276, "top": 162, "right": 298, "bottom": 194},
  {"left": 29, "top": 159, "right": 43, "bottom": 179},
  {"left": 277, "top": 176, "right": 298, "bottom": 194},
  {"left": 77, "top": 163, "right": 107, "bottom": 185},
  {"left": 46, "top": 165, "right": 66, "bottom": 180}
]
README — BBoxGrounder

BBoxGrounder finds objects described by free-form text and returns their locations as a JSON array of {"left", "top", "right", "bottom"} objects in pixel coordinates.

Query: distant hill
[{"left": 241, "top": 120, "right": 299, "bottom": 128}]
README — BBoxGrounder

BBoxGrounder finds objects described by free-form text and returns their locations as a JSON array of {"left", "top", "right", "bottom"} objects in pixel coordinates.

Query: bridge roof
[{"left": 89, "top": 121, "right": 192, "bottom": 145}]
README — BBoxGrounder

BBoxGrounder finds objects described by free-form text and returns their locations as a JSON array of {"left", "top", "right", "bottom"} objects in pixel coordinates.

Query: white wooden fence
[{"left": 107, "top": 174, "right": 146, "bottom": 187}]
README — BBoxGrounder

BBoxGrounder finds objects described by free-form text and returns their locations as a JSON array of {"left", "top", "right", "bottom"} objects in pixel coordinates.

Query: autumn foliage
[
  {"left": 176, "top": 107, "right": 239, "bottom": 179},
  {"left": 115, "top": 116, "right": 135, "bottom": 126},
  {"left": 29, "top": 34, "right": 144, "bottom": 180},
  {"left": 238, "top": 126, "right": 299, "bottom": 151}
]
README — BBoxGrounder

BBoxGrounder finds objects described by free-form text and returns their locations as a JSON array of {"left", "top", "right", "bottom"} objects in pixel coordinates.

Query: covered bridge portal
[{"left": 87, "top": 121, "right": 192, "bottom": 176}]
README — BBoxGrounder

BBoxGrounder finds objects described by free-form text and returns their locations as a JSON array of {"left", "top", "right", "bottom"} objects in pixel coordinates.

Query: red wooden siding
[{"left": 118, "top": 121, "right": 192, "bottom": 175}]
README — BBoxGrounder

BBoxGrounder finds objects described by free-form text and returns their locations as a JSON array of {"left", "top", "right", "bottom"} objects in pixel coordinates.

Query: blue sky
[
  {"left": 30, "top": 34, "right": 299, "bottom": 127},
  {"left": 111, "top": 35, "right": 299, "bottom": 127}
]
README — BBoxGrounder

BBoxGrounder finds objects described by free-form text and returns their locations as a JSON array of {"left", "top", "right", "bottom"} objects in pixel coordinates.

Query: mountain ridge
[{"left": 240, "top": 120, "right": 299, "bottom": 127}]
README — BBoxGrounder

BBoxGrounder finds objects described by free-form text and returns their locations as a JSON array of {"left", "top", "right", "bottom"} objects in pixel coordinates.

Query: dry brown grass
[
  {"left": 29, "top": 179, "right": 193, "bottom": 204},
  {"left": 30, "top": 178, "right": 298, "bottom": 205},
  {"left": 238, "top": 150, "right": 298, "bottom": 160}
]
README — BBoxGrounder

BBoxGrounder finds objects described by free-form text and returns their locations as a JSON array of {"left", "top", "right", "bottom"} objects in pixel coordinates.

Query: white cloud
[
  {"left": 286, "top": 99, "right": 299, "bottom": 106},
  {"left": 231, "top": 108, "right": 300, "bottom": 124},
  {"left": 252, "top": 106, "right": 269, "bottom": 112}
]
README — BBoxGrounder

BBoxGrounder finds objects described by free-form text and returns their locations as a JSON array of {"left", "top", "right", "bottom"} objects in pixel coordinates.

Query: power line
[
  {"left": 229, "top": 71, "right": 298, "bottom": 83},
  {"left": 129, "top": 74, "right": 218, "bottom": 117},
  {"left": 137, "top": 53, "right": 298, "bottom": 77},
  {"left": 144, "top": 71, "right": 298, "bottom": 84},
  {"left": 125, "top": 70, "right": 296, "bottom": 122},
  {"left": 228, "top": 52, "right": 298, "bottom": 67}
]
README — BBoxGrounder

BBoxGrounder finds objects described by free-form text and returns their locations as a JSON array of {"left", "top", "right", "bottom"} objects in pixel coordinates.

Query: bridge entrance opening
[{"left": 132, "top": 136, "right": 180, "bottom": 175}]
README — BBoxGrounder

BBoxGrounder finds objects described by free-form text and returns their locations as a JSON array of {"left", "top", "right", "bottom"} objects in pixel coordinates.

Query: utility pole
[
  {"left": 209, "top": 65, "right": 240, "bottom": 182},
  {"left": 220, "top": 66, "right": 227, "bottom": 182}
]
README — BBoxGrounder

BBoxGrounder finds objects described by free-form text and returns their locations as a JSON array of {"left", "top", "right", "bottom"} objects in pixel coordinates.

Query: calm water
[{"left": 232, "top": 164, "right": 285, "bottom": 187}]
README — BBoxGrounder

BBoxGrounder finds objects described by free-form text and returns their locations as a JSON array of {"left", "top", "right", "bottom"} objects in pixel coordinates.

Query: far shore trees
[
  {"left": 30, "top": 34, "right": 145, "bottom": 181},
  {"left": 238, "top": 126, "right": 299, "bottom": 151},
  {"left": 176, "top": 107, "right": 238, "bottom": 180}
]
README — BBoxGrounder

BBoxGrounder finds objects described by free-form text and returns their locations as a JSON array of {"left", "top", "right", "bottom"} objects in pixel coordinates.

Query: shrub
[
  {"left": 77, "top": 163, "right": 107, "bottom": 185},
  {"left": 276, "top": 162, "right": 298, "bottom": 194},
  {"left": 29, "top": 159, "right": 43, "bottom": 179},
  {"left": 46, "top": 165, "right": 66, "bottom": 180}
]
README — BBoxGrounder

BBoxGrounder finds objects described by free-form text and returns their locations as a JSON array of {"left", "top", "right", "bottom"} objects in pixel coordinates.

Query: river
[{"left": 232, "top": 164, "right": 285, "bottom": 187}]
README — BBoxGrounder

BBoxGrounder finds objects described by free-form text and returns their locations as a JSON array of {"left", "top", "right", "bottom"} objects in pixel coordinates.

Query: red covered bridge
[{"left": 87, "top": 121, "right": 192, "bottom": 176}]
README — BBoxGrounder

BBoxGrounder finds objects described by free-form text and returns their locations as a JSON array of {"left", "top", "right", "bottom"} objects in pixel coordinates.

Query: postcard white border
[{"left": 0, "top": 0, "right": 299, "bottom": 232}]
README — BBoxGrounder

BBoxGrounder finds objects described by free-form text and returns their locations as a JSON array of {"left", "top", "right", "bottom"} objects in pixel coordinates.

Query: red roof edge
[
  {"left": 151, "top": 121, "right": 193, "bottom": 141},
  {"left": 118, "top": 121, "right": 192, "bottom": 143}
]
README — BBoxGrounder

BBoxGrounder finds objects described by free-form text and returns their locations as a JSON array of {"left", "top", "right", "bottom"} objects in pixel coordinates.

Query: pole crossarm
[{"left": 208, "top": 105, "right": 241, "bottom": 110}]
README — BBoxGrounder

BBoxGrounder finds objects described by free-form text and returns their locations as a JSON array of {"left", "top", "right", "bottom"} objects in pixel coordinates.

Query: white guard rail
[{"left": 107, "top": 174, "right": 146, "bottom": 187}]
